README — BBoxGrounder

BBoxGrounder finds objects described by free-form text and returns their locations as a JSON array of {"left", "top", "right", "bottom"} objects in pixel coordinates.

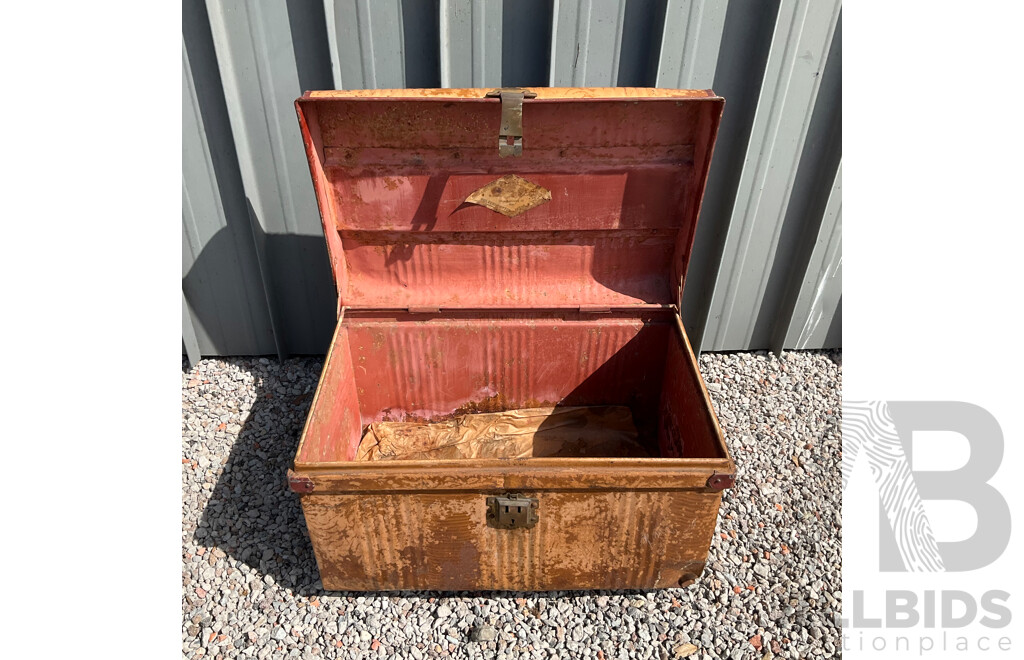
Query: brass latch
[
  {"left": 485, "top": 88, "right": 536, "bottom": 158},
  {"left": 486, "top": 493, "right": 539, "bottom": 529}
]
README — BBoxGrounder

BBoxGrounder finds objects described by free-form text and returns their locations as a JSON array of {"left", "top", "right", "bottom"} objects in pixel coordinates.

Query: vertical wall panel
[
  {"left": 655, "top": 0, "right": 727, "bottom": 89},
  {"left": 323, "top": 0, "right": 343, "bottom": 87},
  {"left": 679, "top": 0, "right": 781, "bottom": 350},
  {"left": 549, "top": 0, "right": 628, "bottom": 86},
  {"left": 205, "top": 0, "right": 336, "bottom": 356},
  {"left": 326, "top": 0, "right": 441, "bottom": 89},
  {"left": 782, "top": 163, "right": 842, "bottom": 350},
  {"left": 501, "top": 0, "right": 554, "bottom": 86},
  {"left": 182, "top": 292, "right": 202, "bottom": 368},
  {"left": 183, "top": 1, "right": 842, "bottom": 357},
  {"left": 326, "top": 0, "right": 406, "bottom": 89},
  {"left": 615, "top": 0, "right": 668, "bottom": 86},
  {"left": 701, "top": 0, "right": 841, "bottom": 351},
  {"left": 765, "top": 14, "right": 842, "bottom": 354},
  {"left": 401, "top": 1, "right": 442, "bottom": 87},
  {"left": 440, "top": 0, "right": 503, "bottom": 87},
  {"left": 182, "top": 27, "right": 275, "bottom": 357}
]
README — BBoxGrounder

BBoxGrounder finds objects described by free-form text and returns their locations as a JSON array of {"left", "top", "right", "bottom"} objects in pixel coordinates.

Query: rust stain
[
  {"left": 300, "top": 490, "right": 720, "bottom": 591},
  {"left": 465, "top": 175, "right": 552, "bottom": 217},
  {"left": 455, "top": 393, "right": 509, "bottom": 414}
]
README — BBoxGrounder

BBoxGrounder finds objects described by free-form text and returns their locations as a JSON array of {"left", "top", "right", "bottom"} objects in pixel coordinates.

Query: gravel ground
[{"left": 182, "top": 350, "right": 841, "bottom": 660}]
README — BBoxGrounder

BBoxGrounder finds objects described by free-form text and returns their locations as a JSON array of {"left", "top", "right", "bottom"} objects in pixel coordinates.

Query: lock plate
[{"left": 486, "top": 494, "right": 539, "bottom": 529}]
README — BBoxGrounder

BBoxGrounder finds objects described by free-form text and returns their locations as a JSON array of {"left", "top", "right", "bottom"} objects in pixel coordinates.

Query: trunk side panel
[
  {"left": 659, "top": 321, "right": 729, "bottom": 460},
  {"left": 302, "top": 489, "right": 720, "bottom": 592},
  {"left": 296, "top": 322, "right": 362, "bottom": 463}
]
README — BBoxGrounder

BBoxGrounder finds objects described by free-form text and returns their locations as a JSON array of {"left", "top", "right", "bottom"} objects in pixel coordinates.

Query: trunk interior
[{"left": 294, "top": 308, "right": 726, "bottom": 466}]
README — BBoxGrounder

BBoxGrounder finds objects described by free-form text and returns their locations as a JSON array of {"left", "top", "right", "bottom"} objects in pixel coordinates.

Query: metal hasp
[
  {"left": 486, "top": 494, "right": 539, "bottom": 529},
  {"left": 486, "top": 88, "right": 536, "bottom": 157}
]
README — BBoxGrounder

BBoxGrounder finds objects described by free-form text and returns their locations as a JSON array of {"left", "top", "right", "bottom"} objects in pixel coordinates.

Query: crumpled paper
[{"left": 355, "top": 405, "right": 648, "bottom": 461}]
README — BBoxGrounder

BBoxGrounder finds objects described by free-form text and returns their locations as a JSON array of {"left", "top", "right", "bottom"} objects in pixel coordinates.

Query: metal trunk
[{"left": 291, "top": 88, "right": 734, "bottom": 591}]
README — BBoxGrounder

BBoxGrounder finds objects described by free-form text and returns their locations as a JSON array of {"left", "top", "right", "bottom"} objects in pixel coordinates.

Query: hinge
[
  {"left": 485, "top": 88, "right": 536, "bottom": 157},
  {"left": 706, "top": 472, "right": 736, "bottom": 491},
  {"left": 287, "top": 469, "right": 315, "bottom": 494},
  {"left": 407, "top": 306, "right": 440, "bottom": 314},
  {"left": 578, "top": 305, "right": 611, "bottom": 314}
]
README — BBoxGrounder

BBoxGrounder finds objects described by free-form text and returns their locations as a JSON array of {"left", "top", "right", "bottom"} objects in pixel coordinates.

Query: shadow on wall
[
  {"left": 183, "top": 0, "right": 336, "bottom": 358},
  {"left": 183, "top": 225, "right": 336, "bottom": 358}
]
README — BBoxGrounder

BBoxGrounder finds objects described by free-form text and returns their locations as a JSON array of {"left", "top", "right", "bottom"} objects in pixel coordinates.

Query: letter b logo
[{"left": 844, "top": 401, "right": 1010, "bottom": 572}]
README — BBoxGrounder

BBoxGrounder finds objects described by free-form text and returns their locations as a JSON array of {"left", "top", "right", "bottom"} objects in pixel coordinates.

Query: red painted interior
[
  {"left": 293, "top": 92, "right": 726, "bottom": 465},
  {"left": 296, "top": 94, "right": 724, "bottom": 310},
  {"left": 296, "top": 310, "right": 725, "bottom": 464}
]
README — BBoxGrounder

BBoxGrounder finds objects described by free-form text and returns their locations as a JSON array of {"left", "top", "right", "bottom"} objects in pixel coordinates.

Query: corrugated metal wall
[{"left": 182, "top": 0, "right": 841, "bottom": 363}]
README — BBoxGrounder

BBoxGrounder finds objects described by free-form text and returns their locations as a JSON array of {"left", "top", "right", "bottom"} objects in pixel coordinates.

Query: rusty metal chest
[{"left": 290, "top": 87, "right": 734, "bottom": 592}]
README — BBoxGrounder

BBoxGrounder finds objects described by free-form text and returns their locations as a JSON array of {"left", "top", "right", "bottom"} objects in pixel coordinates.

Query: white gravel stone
[{"left": 182, "top": 351, "right": 841, "bottom": 659}]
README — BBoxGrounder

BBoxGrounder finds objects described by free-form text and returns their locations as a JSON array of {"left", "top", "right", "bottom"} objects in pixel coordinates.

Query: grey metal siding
[{"left": 182, "top": 0, "right": 841, "bottom": 358}]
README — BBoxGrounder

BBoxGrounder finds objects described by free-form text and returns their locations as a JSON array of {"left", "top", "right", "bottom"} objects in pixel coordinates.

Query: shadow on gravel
[
  {"left": 196, "top": 357, "right": 705, "bottom": 602},
  {"left": 196, "top": 357, "right": 325, "bottom": 597}
]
